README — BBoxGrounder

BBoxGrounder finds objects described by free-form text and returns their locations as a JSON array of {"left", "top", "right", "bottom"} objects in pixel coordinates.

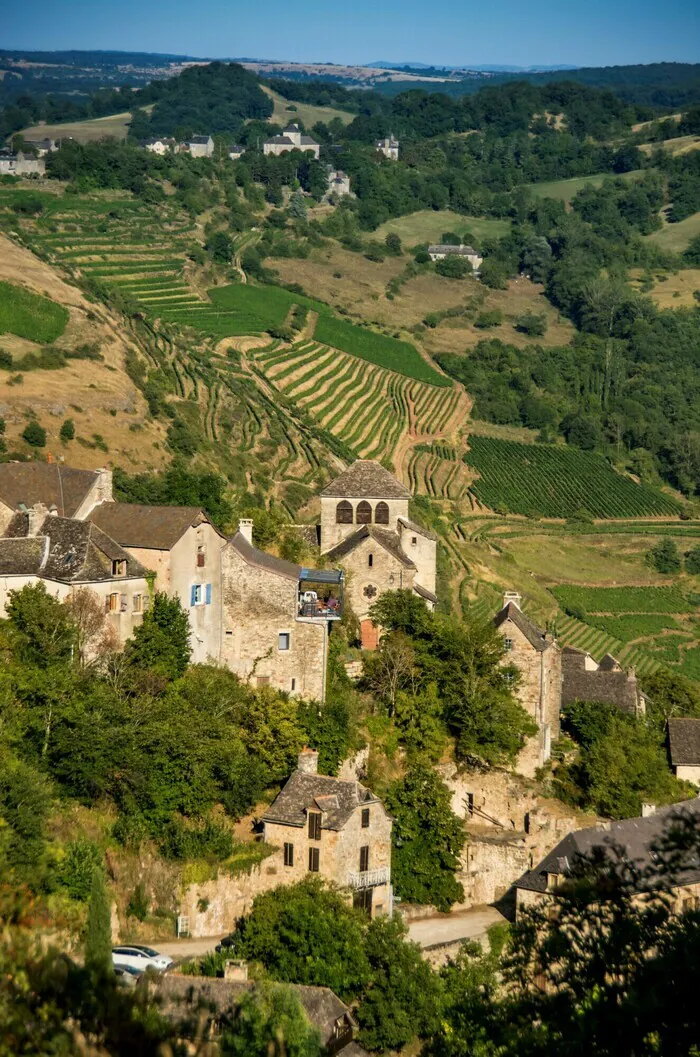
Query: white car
[{"left": 111, "top": 945, "right": 173, "bottom": 972}]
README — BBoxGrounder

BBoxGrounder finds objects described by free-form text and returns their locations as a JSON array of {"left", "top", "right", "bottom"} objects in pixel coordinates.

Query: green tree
[
  {"left": 0, "top": 752, "right": 51, "bottom": 885},
  {"left": 647, "top": 538, "right": 681, "bottom": 574},
  {"left": 84, "top": 866, "right": 112, "bottom": 971},
  {"left": 6, "top": 582, "right": 75, "bottom": 668},
  {"left": 124, "top": 591, "right": 191, "bottom": 682},
  {"left": 386, "top": 766, "right": 465, "bottom": 911},
  {"left": 288, "top": 190, "right": 307, "bottom": 220},
  {"left": 394, "top": 683, "right": 446, "bottom": 761},
  {"left": 206, "top": 230, "right": 234, "bottom": 262},
  {"left": 59, "top": 417, "right": 75, "bottom": 442},
  {"left": 685, "top": 545, "right": 700, "bottom": 575},
  {"left": 57, "top": 838, "right": 103, "bottom": 902},
  {"left": 228, "top": 877, "right": 371, "bottom": 1000},
  {"left": 514, "top": 311, "right": 547, "bottom": 336},
  {"left": 22, "top": 421, "right": 46, "bottom": 447},
  {"left": 384, "top": 232, "right": 402, "bottom": 255},
  {"left": 436, "top": 255, "right": 472, "bottom": 279},
  {"left": 221, "top": 983, "right": 322, "bottom": 1057}
]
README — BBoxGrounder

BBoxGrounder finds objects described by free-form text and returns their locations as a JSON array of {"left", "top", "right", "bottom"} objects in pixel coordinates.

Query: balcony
[
  {"left": 297, "top": 568, "right": 344, "bottom": 622},
  {"left": 348, "top": 867, "right": 390, "bottom": 890}
]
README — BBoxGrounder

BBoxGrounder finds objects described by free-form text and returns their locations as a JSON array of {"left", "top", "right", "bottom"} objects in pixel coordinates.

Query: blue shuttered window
[{"left": 205, "top": 583, "right": 212, "bottom": 605}]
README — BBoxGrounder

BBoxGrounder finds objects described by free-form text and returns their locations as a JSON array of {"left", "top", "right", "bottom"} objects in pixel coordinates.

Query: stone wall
[
  {"left": 397, "top": 522, "right": 436, "bottom": 600},
  {"left": 320, "top": 495, "right": 409, "bottom": 553},
  {"left": 220, "top": 545, "right": 327, "bottom": 700},
  {"left": 339, "top": 532, "right": 416, "bottom": 624}
]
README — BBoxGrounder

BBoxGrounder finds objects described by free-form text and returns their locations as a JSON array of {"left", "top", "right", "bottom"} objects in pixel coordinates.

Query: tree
[
  {"left": 6, "top": 582, "right": 75, "bottom": 668},
  {"left": 64, "top": 586, "right": 115, "bottom": 665},
  {"left": 206, "top": 230, "right": 234, "bottom": 262},
  {"left": 436, "top": 255, "right": 472, "bottom": 279},
  {"left": 84, "top": 866, "right": 112, "bottom": 970},
  {"left": 515, "top": 312, "right": 547, "bottom": 337},
  {"left": 124, "top": 591, "right": 191, "bottom": 683},
  {"left": 288, "top": 190, "right": 307, "bottom": 220},
  {"left": 384, "top": 231, "right": 402, "bottom": 255},
  {"left": 386, "top": 766, "right": 465, "bottom": 911},
  {"left": 647, "top": 538, "right": 681, "bottom": 574},
  {"left": 393, "top": 683, "right": 446, "bottom": 762},
  {"left": 685, "top": 545, "right": 700, "bottom": 575},
  {"left": 227, "top": 878, "right": 371, "bottom": 1000},
  {"left": 221, "top": 984, "right": 322, "bottom": 1057},
  {"left": 59, "top": 418, "right": 75, "bottom": 442},
  {"left": 22, "top": 421, "right": 46, "bottom": 447},
  {"left": 361, "top": 631, "right": 417, "bottom": 715},
  {"left": 0, "top": 752, "right": 51, "bottom": 885}
]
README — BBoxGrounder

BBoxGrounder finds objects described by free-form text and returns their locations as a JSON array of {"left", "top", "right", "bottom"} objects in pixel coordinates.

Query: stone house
[
  {"left": 181, "top": 135, "right": 214, "bottom": 158},
  {"left": 263, "top": 123, "right": 320, "bottom": 159},
  {"left": 0, "top": 505, "right": 151, "bottom": 645},
  {"left": 320, "top": 460, "right": 437, "bottom": 649},
  {"left": 220, "top": 521, "right": 343, "bottom": 701},
  {"left": 376, "top": 135, "right": 399, "bottom": 160},
  {"left": 0, "top": 150, "right": 45, "bottom": 176},
  {"left": 515, "top": 799, "right": 700, "bottom": 917},
  {"left": 22, "top": 137, "right": 57, "bottom": 156},
  {"left": 493, "top": 592, "right": 561, "bottom": 777},
  {"left": 228, "top": 143, "right": 246, "bottom": 160},
  {"left": 327, "top": 169, "right": 351, "bottom": 196},
  {"left": 89, "top": 503, "right": 225, "bottom": 665},
  {"left": 427, "top": 244, "right": 483, "bottom": 272},
  {"left": 667, "top": 718, "right": 700, "bottom": 787},
  {"left": 0, "top": 463, "right": 114, "bottom": 534},
  {"left": 263, "top": 748, "right": 393, "bottom": 918},
  {"left": 561, "top": 646, "right": 647, "bottom": 716},
  {"left": 143, "top": 136, "right": 178, "bottom": 155}
]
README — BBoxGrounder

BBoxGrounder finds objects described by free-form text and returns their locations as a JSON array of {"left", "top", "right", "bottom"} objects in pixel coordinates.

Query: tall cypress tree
[{"left": 85, "top": 867, "right": 112, "bottom": 970}]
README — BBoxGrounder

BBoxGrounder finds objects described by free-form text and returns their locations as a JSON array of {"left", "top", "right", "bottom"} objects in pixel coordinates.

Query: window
[
  {"left": 120, "top": 593, "right": 128, "bottom": 613},
  {"left": 108, "top": 592, "right": 119, "bottom": 612},
  {"left": 375, "top": 501, "right": 389, "bottom": 525},
  {"left": 205, "top": 583, "right": 212, "bottom": 605},
  {"left": 278, "top": 632, "right": 291, "bottom": 651},
  {"left": 368, "top": 553, "right": 373, "bottom": 568},
  {"left": 197, "top": 546, "right": 206, "bottom": 568},
  {"left": 356, "top": 500, "right": 372, "bottom": 525},
  {"left": 291, "top": 678, "right": 296, "bottom": 691},
  {"left": 359, "top": 846, "right": 369, "bottom": 873},
  {"left": 133, "top": 594, "right": 142, "bottom": 613},
  {"left": 503, "top": 638, "right": 513, "bottom": 651},
  {"left": 361, "top": 807, "right": 370, "bottom": 828},
  {"left": 191, "top": 584, "right": 203, "bottom": 607},
  {"left": 353, "top": 889, "right": 372, "bottom": 914},
  {"left": 111, "top": 559, "right": 126, "bottom": 577},
  {"left": 308, "top": 812, "right": 321, "bottom": 841},
  {"left": 466, "top": 793, "right": 474, "bottom": 817},
  {"left": 411, "top": 536, "right": 417, "bottom": 546},
  {"left": 142, "top": 594, "right": 150, "bottom": 612},
  {"left": 284, "top": 842, "right": 294, "bottom": 867},
  {"left": 336, "top": 500, "right": 353, "bottom": 525},
  {"left": 257, "top": 676, "right": 270, "bottom": 688},
  {"left": 308, "top": 847, "right": 320, "bottom": 872}
]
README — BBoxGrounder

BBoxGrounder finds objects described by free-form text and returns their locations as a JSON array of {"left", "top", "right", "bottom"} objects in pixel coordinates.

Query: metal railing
[{"left": 348, "top": 867, "right": 390, "bottom": 890}]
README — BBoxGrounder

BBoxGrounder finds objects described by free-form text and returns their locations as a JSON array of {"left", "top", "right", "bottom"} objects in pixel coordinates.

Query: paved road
[
  {"left": 157, "top": 936, "right": 222, "bottom": 960},
  {"left": 406, "top": 905, "right": 507, "bottom": 949}
]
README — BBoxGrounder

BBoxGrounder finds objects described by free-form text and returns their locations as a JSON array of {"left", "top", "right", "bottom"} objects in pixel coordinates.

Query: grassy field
[
  {"left": 0, "top": 280, "right": 68, "bottom": 343},
  {"left": 374, "top": 210, "right": 511, "bottom": 246},
  {"left": 634, "top": 268, "right": 700, "bottom": 308},
  {"left": 261, "top": 87, "right": 353, "bottom": 128},
  {"left": 19, "top": 111, "right": 135, "bottom": 144},
  {"left": 638, "top": 134, "right": 700, "bottom": 157},
  {"left": 464, "top": 436, "right": 680, "bottom": 518},
  {"left": 526, "top": 170, "right": 644, "bottom": 205},
  {"left": 646, "top": 211, "right": 700, "bottom": 253},
  {"left": 552, "top": 585, "right": 691, "bottom": 614},
  {"left": 313, "top": 314, "right": 449, "bottom": 386}
]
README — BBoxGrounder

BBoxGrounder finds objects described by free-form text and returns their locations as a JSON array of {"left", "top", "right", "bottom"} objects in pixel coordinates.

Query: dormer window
[{"left": 112, "top": 559, "right": 126, "bottom": 577}]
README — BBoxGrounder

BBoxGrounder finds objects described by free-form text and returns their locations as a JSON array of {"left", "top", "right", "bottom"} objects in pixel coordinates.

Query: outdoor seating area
[{"left": 298, "top": 568, "right": 344, "bottom": 619}]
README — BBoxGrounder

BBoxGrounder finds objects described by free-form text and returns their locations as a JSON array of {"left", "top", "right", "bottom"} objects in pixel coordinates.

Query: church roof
[
  {"left": 326, "top": 525, "right": 415, "bottom": 568},
  {"left": 493, "top": 601, "right": 552, "bottom": 652},
  {"left": 321, "top": 460, "right": 411, "bottom": 499}
]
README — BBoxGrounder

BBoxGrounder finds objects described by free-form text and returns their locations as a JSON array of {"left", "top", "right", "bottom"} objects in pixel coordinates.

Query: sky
[{"left": 4, "top": 0, "right": 700, "bottom": 68}]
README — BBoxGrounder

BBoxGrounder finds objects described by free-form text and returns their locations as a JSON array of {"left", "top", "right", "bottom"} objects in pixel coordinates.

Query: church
[{"left": 319, "top": 460, "right": 437, "bottom": 649}]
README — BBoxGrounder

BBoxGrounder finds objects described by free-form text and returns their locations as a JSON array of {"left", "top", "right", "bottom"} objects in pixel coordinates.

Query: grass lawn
[
  {"left": 526, "top": 170, "right": 644, "bottom": 205},
  {"left": 0, "top": 281, "right": 68, "bottom": 343},
  {"left": 261, "top": 87, "right": 353, "bottom": 128},
  {"left": 19, "top": 111, "right": 136, "bottom": 144},
  {"left": 646, "top": 212, "right": 700, "bottom": 253},
  {"left": 374, "top": 210, "right": 511, "bottom": 246}
]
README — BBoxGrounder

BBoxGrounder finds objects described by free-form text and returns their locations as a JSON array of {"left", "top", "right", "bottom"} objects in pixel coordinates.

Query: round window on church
[{"left": 363, "top": 584, "right": 378, "bottom": 600}]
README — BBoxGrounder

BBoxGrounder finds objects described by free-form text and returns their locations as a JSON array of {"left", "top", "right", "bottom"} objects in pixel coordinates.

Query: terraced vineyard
[
  {"left": 253, "top": 341, "right": 465, "bottom": 470},
  {"left": 465, "top": 436, "right": 681, "bottom": 518},
  {"left": 554, "top": 614, "right": 661, "bottom": 676},
  {"left": 407, "top": 443, "right": 473, "bottom": 500}
]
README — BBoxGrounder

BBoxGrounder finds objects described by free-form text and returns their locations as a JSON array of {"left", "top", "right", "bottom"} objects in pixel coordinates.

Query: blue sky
[{"left": 4, "top": 0, "right": 700, "bottom": 67}]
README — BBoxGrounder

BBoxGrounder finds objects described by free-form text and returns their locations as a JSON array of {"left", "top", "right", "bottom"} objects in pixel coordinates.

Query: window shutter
[
  {"left": 190, "top": 585, "right": 197, "bottom": 607},
  {"left": 120, "top": 594, "right": 128, "bottom": 612},
  {"left": 104, "top": 596, "right": 110, "bottom": 613},
  {"left": 205, "top": 583, "right": 212, "bottom": 605}
]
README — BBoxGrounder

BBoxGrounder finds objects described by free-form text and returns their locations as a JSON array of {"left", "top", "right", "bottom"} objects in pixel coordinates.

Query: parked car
[
  {"left": 111, "top": 945, "right": 173, "bottom": 972},
  {"left": 215, "top": 934, "right": 235, "bottom": 953},
  {"left": 114, "top": 964, "right": 144, "bottom": 986}
]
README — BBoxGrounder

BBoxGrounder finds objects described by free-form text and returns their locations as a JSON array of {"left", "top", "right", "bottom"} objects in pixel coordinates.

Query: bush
[
  {"left": 436, "top": 255, "right": 472, "bottom": 279},
  {"left": 159, "top": 818, "right": 235, "bottom": 862},
  {"left": 647, "top": 538, "right": 681, "bottom": 574},
  {"left": 22, "top": 421, "right": 46, "bottom": 447},
  {"left": 686, "top": 546, "right": 700, "bottom": 575},
  {"left": 59, "top": 418, "right": 75, "bottom": 442},
  {"left": 515, "top": 311, "right": 547, "bottom": 336},
  {"left": 126, "top": 882, "right": 150, "bottom": 921},
  {"left": 56, "top": 839, "right": 103, "bottom": 902},
  {"left": 475, "top": 310, "right": 503, "bottom": 329}
]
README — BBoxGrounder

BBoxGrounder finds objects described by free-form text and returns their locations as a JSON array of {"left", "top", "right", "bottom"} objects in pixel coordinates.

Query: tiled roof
[
  {"left": 493, "top": 602, "right": 551, "bottom": 652},
  {"left": 321, "top": 460, "right": 411, "bottom": 499},
  {"left": 90, "top": 504, "right": 210, "bottom": 551},
  {"left": 0, "top": 463, "right": 101, "bottom": 518},
  {"left": 561, "top": 649, "right": 641, "bottom": 716},
  {"left": 300, "top": 135, "right": 319, "bottom": 145},
  {"left": 414, "top": 582, "right": 438, "bottom": 603},
  {"left": 263, "top": 770, "right": 378, "bottom": 830},
  {"left": 397, "top": 515, "right": 437, "bottom": 541},
  {"left": 266, "top": 135, "right": 295, "bottom": 145},
  {"left": 428, "top": 244, "right": 478, "bottom": 255},
  {"left": 189, "top": 135, "right": 211, "bottom": 144},
  {"left": 0, "top": 515, "right": 147, "bottom": 583},
  {"left": 516, "top": 799, "right": 700, "bottom": 893},
  {"left": 326, "top": 525, "right": 416, "bottom": 569},
  {"left": 0, "top": 536, "right": 46, "bottom": 575},
  {"left": 228, "top": 530, "right": 301, "bottom": 581},
  {"left": 668, "top": 718, "right": 700, "bottom": 767}
]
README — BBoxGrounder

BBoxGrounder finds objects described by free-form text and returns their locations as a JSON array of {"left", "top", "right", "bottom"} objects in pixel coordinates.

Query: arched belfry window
[
  {"left": 336, "top": 500, "right": 353, "bottom": 524},
  {"left": 375, "top": 501, "right": 389, "bottom": 525},
  {"left": 356, "top": 501, "right": 372, "bottom": 525}
]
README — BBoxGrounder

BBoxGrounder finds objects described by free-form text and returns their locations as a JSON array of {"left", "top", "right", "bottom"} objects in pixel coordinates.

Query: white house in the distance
[
  {"left": 264, "top": 124, "right": 320, "bottom": 159},
  {"left": 428, "top": 243, "right": 483, "bottom": 272},
  {"left": 143, "top": 136, "right": 178, "bottom": 155},
  {"left": 376, "top": 135, "right": 399, "bottom": 160},
  {"left": 327, "top": 169, "right": 351, "bottom": 196},
  {"left": 229, "top": 144, "right": 246, "bottom": 160},
  {"left": 181, "top": 135, "right": 215, "bottom": 158}
]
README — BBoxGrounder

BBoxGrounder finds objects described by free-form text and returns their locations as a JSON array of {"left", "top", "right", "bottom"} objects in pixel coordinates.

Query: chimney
[
  {"left": 503, "top": 590, "right": 522, "bottom": 610},
  {"left": 49, "top": 504, "right": 58, "bottom": 516},
  {"left": 238, "top": 518, "right": 254, "bottom": 545},
  {"left": 223, "top": 960, "right": 248, "bottom": 982},
  {"left": 27, "top": 502, "right": 48, "bottom": 536},
  {"left": 641, "top": 803, "right": 657, "bottom": 818},
  {"left": 297, "top": 747, "right": 319, "bottom": 774}
]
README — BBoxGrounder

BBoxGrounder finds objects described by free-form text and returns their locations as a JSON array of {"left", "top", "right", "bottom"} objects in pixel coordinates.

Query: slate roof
[
  {"left": 0, "top": 515, "right": 147, "bottom": 583},
  {"left": 414, "top": 582, "right": 438, "bottom": 603},
  {"left": 189, "top": 135, "right": 212, "bottom": 144},
  {"left": 516, "top": 798, "right": 700, "bottom": 893},
  {"left": 155, "top": 977, "right": 366, "bottom": 1054},
  {"left": 561, "top": 647, "right": 641, "bottom": 716},
  {"left": 668, "top": 718, "right": 700, "bottom": 767},
  {"left": 321, "top": 460, "right": 411, "bottom": 499},
  {"left": 398, "top": 515, "right": 438, "bottom": 541},
  {"left": 228, "top": 529, "right": 301, "bottom": 581},
  {"left": 493, "top": 601, "right": 551, "bottom": 652},
  {"left": 326, "top": 525, "right": 416, "bottom": 569},
  {"left": 0, "top": 463, "right": 101, "bottom": 518},
  {"left": 428, "top": 244, "right": 478, "bottom": 255},
  {"left": 90, "top": 504, "right": 210, "bottom": 551},
  {"left": 266, "top": 135, "right": 295, "bottom": 145},
  {"left": 263, "top": 770, "right": 379, "bottom": 830}
]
